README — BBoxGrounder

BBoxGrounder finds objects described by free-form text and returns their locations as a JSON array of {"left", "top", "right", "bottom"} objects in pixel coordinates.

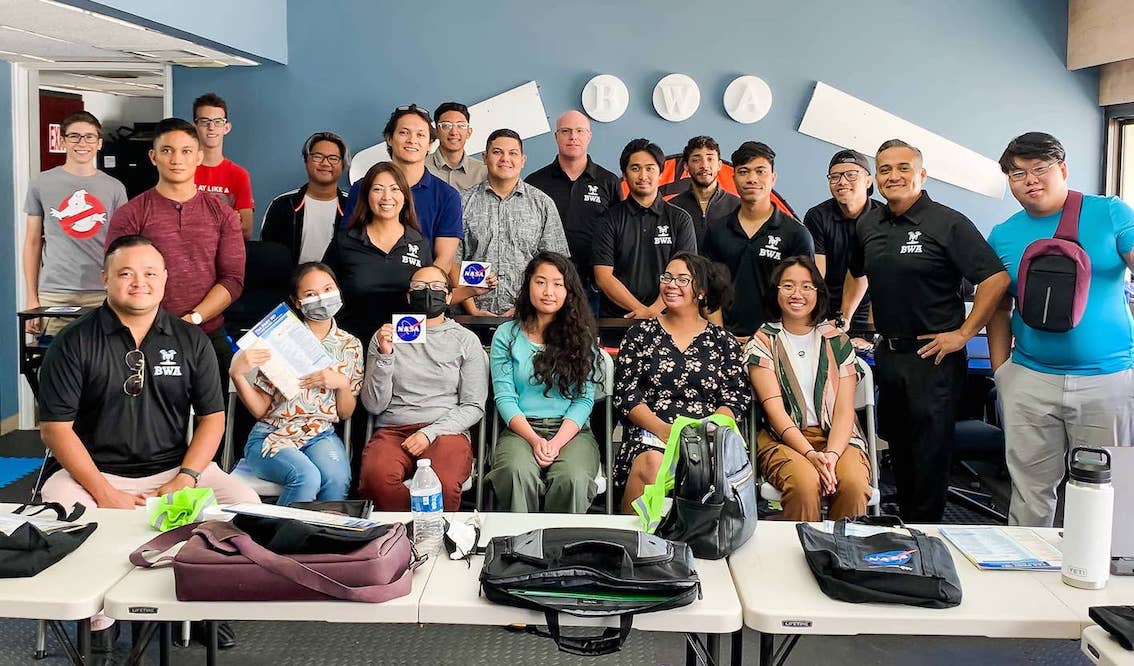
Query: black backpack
[
  {"left": 479, "top": 527, "right": 701, "bottom": 656},
  {"left": 633, "top": 414, "right": 757, "bottom": 559}
]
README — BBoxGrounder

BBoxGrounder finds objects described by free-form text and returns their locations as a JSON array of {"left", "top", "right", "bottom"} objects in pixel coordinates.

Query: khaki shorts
[{"left": 36, "top": 291, "right": 105, "bottom": 336}]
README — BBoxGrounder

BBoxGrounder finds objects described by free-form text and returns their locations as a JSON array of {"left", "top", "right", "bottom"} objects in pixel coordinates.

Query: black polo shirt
[
  {"left": 668, "top": 185, "right": 741, "bottom": 247},
  {"left": 322, "top": 224, "right": 433, "bottom": 342},
  {"left": 848, "top": 191, "right": 1003, "bottom": 338},
  {"left": 802, "top": 197, "right": 883, "bottom": 328},
  {"left": 592, "top": 195, "right": 696, "bottom": 317},
  {"left": 702, "top": 208, "right": 815, "bottom": 336},
  {"left": 526, "top": 156, "right": 622, "bottom": 281},
  {"left": 38, "top": 305, "right": 223, "bottom": 478}
]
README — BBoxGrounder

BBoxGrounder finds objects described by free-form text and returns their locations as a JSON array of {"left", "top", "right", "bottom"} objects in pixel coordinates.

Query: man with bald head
[{"left": 527, "top": 110, "right": 621, "bottom": 309}]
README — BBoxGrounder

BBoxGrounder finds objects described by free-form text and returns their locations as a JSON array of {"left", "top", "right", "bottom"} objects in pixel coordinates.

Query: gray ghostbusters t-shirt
[{"left": 24, "top": 167, "right": 128, "bottom": 293}]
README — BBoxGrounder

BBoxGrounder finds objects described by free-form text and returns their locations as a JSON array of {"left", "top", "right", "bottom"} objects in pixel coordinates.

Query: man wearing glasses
[
  {"left": 527, "top": 110, "right": 622, "bottom": 310},
  {"left": 426, "top": 101, "right": 487, "bottom": 191},
  {"left": 802, "top": 149, "right": 882, "bottom": 335},
  {"left": 261, "top": 131, "right": 351, "bottom": 264},
  {"left": 343, "top": 104, "right": 462, "bottom": 273},
  {"left": 192, "top": 92, "right": 255, "bottom": 239},
  {"left": 842, "top": 139, "right": 1009, "bottom": 523},
  {"left": 702, "top": 141, "right": 814, "bottom": 338},
  {"left": 23, "top": 111, "right": 128, "bottom": 336},
  {"left": 987, "top": 132, "right": 1134, "bottom": 527}
]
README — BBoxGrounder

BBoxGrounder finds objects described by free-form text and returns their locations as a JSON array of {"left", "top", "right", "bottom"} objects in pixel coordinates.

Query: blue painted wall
[
  {"left": 172, "top": 0, "right": 1100, "bottom": 239},
  {"left": 69, "top": 0, "right": 287, "bottom": 64},
  {"left": 0, "top": 62, "right": 17, "bottom": 421}
]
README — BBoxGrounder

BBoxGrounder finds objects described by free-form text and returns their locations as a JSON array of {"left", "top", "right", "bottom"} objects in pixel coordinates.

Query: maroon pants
[{"left": 358, "top": 422, "right": 472, "bottom": 511}]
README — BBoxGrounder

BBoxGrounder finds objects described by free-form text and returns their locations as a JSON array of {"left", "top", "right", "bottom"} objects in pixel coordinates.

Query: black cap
[
  {"left": 1069, "top": 447, "right": 1111, "bottom": 484},
  {"left": 829, "top": 149, "right": 873, "bottom": 196}
]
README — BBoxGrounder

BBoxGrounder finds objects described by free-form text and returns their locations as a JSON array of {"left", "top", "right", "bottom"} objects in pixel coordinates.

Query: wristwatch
[
  {"left": 188, "top": 311, "right": 203, "bottom": 325},
  {"left": 177, "top": 467, "right": 200, "bottom": 486}
]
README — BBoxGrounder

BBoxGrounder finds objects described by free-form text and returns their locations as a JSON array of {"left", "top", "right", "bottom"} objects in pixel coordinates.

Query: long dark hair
[
  {"left": 347, "top": 161, "right": 420, "bottom": 232},
  {"left": 512, "top": 252, "right": 598, "bottom": 399},
  {"left": 764, "top": 255, "right": 829, "bottom": 326}
]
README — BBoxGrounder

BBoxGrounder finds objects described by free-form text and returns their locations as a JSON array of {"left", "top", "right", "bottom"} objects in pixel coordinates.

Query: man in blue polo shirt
[
  {"left": 343, "top": 105, "right": 462, "bottom": 272},
  {"left": 988, "top": 132, "right": 1134, "bottom": 528}
]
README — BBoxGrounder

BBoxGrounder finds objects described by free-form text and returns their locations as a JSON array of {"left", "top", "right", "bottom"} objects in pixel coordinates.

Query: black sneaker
[
  {"left": 91, "top": 622, "right": 120, "bottom": 654},
  {"left": 190, "top": 620, "right": 237, "bottom": 650}
]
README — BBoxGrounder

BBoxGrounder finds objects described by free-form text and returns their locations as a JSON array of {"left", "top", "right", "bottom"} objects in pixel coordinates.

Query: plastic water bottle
[
  {"left": 410, "top": 459, "right": 445, "bottom": 556},
  {"left": 1061, "top": 447, "right": 1114, "bottom": 590}
]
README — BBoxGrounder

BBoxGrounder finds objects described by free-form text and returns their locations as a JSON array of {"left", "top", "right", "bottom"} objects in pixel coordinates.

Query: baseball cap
[{"left": 828, "top": 149, "right": 873, "bottom": 196}]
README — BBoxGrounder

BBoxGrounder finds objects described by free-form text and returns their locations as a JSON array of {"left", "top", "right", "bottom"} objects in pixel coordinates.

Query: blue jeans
[{"left": 242, "top": 422, "right": 351, "bottom": 506}]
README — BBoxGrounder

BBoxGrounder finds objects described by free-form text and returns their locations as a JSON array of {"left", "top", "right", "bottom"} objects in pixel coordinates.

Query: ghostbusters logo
[{"left": 50, "top": 190, "right": 107, "bottom": 239}]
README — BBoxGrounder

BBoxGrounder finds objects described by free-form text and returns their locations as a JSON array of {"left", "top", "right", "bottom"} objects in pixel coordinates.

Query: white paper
[
  {"left": 0, "top": 512, "right": 76, "bottom": 536},
  {"left": 392, "top": 314, "right": 427, "bottom": 344},
  {"left": 940, "top": 526, "right": 1062, "bottom": 570},
  {"left": 236, "top": 303, "right": 333, "bottom": 400},
  {"left": 458, "top": 261, "right": 492, "bottom": 287},
  {"left": 223, "top": 503, "right": 380, "bottom": 531}
]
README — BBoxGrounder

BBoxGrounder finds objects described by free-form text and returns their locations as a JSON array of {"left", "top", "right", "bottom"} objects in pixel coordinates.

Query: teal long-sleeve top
[{"left": 490, "top": 320, "right": 596, "bottom": 428}]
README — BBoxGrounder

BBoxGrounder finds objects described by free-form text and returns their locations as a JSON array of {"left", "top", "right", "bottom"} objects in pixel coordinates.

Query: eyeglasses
[
  {"left": 395, "top": 104, "right": 433, "bottom": 122},
  {"left": 777, "top": 283, "right": 819, "bottom": 294},
  {"left": 64, "top": 132, "right": 99, "bottom": 144},
  {"left": 659, "top": 273, "right": 693, "bottom": 287},
  {"left": 1007, "top": 160, "right": 1062, "bottom": 182},
  {"left": 556, "top": 128, "right": 590, "bottom": 137},
  {"left": 827, "top": 170, "right": 864, "bottom": 184},
  {"left": 409, "top": 281, "right": 448, "bottom": 291},
  {"left": 437, "top": 121, "right": 470, "bottom": 131},
  {"left": 308, "top": 152, "right": 342, "bottom": 165},
  {"left": 123, "top": 349, "right": 145, "bottom": 397},
  {"left": 194, "top": 117, "right": 227, "bottom": 129}
]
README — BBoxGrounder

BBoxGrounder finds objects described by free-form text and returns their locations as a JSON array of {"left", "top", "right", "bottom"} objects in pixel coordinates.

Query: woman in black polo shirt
[{"left": 323, "top": 162, "right": 432, "bottom": 344}]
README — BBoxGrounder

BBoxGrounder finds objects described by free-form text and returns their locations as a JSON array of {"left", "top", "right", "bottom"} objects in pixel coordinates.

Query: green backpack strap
[{"left": 632, "top": 414, "right": 741, "bottom": 532}]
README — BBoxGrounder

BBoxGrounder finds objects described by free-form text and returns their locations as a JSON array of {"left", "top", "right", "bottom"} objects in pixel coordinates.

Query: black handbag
[
  {"left": 479, "top": 527, "right": 701, "bottom": 656},
  {"left": 0, "top": 503, "right": 96, "bottom": 578},
  {"left": 796, "top": 515, "right": 962, "bottom": 608}
]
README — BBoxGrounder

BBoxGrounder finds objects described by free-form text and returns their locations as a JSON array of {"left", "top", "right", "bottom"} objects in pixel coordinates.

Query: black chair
[
  {"left": 224, "top": 240, "right": 294, "bottom": 335},
  {"left": 949, "top": 387, "right": 1008, "bottom": 521}
]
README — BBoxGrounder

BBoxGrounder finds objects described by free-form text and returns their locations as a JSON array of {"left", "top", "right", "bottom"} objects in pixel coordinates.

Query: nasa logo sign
[
  {"left": 395, "top": 316, "right": 423, "bottom": 342},
  {"left": 461, "top": 262, "right": 487, "bottom": 286}
]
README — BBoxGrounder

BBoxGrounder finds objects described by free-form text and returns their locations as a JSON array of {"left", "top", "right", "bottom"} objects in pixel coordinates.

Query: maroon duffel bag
[{"left": 129, "top": 519, "right": 421, "bottom": 602}]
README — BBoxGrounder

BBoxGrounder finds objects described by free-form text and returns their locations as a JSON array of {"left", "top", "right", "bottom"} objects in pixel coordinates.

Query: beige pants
[
  {"left": 36, "top": 291, "right": 105, "bottom": 336},
  {"left": 757, "top": 427, "right": 872, "bottom": 522}
]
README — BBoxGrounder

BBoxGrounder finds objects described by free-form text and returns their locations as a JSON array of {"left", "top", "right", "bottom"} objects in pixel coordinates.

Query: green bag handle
[
  {"left": 148, "top": 487, "right": 217, "bottom": 532},
  {"left": 632, "top": 413, "right": 740, "bottom": 533}
]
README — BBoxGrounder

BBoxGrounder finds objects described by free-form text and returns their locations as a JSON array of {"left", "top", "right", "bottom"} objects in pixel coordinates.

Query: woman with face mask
[
  {"left": 485, "top": 252, "right": 602, "bottom": 513},
  {"left": 229, "top": 262, "right": 363, "bottom": 505},
  {"left": 747, "top": 256, "right": 872, "bottom": 521},
  {"left": 357, "top": 265, "right": 489, "bottom": 510}
]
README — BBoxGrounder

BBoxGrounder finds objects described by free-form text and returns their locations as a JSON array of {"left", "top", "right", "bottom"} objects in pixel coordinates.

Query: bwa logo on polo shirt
[
  {"left": 402, "top": 243, "right": 422, "bottom": 267},
  {"left": 583, "top": 184, "right": 602, "bottom": 204},
  {"left": 759, "top": 235, "right": 782, "bottom": 260},
  {"left": 153, "top": 349, "right": 182, "bottom": 377},
  {"left": 901, "top": 230, "right": 924, "bottom": 254},
  {"left": 655, "top": 225, "right": 672, "bottom": 245}
]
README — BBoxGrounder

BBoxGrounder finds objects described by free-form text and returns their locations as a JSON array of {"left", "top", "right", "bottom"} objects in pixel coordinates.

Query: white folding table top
[
  {"left": 1027, "top": 531, "right": 1134, "bottom": 630},
  {"left": 104, "top": 512, "right": 432, "bottom": 623},
  {"left": 418, "top": 512, "right": 742, "bottom": 634},
  {"left": 0, "top": 505, "right": 155, "bottom": 620},
  {"left": 727, "top": 521, "right": 1083, "bottom": 639},
  {"left": 1082, "top": 624, "right": 1134, "bottom": 666}
]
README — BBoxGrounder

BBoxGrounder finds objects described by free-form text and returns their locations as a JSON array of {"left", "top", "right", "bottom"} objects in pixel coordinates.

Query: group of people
[{"left": 26, "top": 95, "right": 1134, "bottom": 559}]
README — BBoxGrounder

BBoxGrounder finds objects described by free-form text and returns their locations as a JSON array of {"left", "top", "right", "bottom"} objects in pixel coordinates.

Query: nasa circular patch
[
  {"left": 459, "top": 260, "right": 491, "bottom": 287},
  {"left": 51, "top": 189, "right": 107, "bottom": 240},
  {"left": 394, "top": 315, "right": 426, "bottom": 344}
]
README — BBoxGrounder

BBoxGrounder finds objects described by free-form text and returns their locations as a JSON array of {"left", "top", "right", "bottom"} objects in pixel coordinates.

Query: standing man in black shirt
[
  {"left": 703, "top": 141, "right": 813, "bottom": 338},
  {"left": 844, "top": 139, "right": 1009, "bottom": 522},
  {"left": 38, "top": 234, "right": 260, "bottom": 509},
  {"left": 526, "top": 110, "right": 621, "bottom": 313},
  {"left": 803, "top": 149, "right": 881, "bottom": 335},
  {"left": 668, "top": 136, "right": 740, "bottom": 246},
  {"left": 592, "top": 138, "right": 696, "bottom": 318}
]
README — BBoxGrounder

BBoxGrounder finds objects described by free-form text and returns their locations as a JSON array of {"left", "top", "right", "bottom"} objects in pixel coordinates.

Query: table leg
[
  {"left": 160, "top": 622, "right": 171, "bottom": 666},
  {"left": 76, "top": 618, "right": 91, "bottom": 663},
  {"left": 759, "top": 631, "right": 773, "bottom": 666},
  {"left": 708, "top": 634, "right": 720, "bottom": 665},
  {"left": 206, "top": 620, "right": 218, "bottom": 666},
  {"left": 686, "top": 633, "right": 698, "bottom": 666},
  {"left": 730, "top": 629, "right": 743, "bottom": 666},
  {"left": 34, "top": 620, "right": 47, "bottom": 660}
]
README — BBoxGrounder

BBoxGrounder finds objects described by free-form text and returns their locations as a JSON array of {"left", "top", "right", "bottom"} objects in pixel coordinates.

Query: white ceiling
[{"left": 0, "top": 0, "right": 257, "bottom": 96}]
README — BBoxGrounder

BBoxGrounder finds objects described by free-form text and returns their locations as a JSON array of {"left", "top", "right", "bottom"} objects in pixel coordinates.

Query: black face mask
[{"left": 407, "top": 288, "right": 448, "bottom": 317}]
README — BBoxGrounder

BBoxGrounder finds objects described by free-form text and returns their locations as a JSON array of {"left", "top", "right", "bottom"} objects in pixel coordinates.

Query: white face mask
[{"left": 297, "top": 289, "right": 343, "bottom": 321}]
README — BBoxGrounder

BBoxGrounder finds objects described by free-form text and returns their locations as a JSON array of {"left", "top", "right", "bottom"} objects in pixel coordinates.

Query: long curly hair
[{"left": 512, "top": 252, "right": 599, "bottom": 399}]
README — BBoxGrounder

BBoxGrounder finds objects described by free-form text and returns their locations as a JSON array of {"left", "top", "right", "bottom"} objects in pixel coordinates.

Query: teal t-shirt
[
  {"left": 489, "top": 320, "right": 596, "bottom": 426},
  {"left": 988, "top": 194, "right": 1134, "bottom": 375}
]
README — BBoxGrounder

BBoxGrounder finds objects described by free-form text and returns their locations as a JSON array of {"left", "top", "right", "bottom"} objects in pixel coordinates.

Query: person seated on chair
[
  {"left": 358, "top": 265, "right": 488, "bottom": 510},
  {"left": 613, "top": 252, "right": 751, "bottom": 514},
  {"left": 228, "top": 261, "right": 363, "bottom": 505},
  {"left": 485, "top": 251, "right": 602, "bottom": 513},
  {"left": 746, "top": 255, "right": 872, "bottom": 521}
]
